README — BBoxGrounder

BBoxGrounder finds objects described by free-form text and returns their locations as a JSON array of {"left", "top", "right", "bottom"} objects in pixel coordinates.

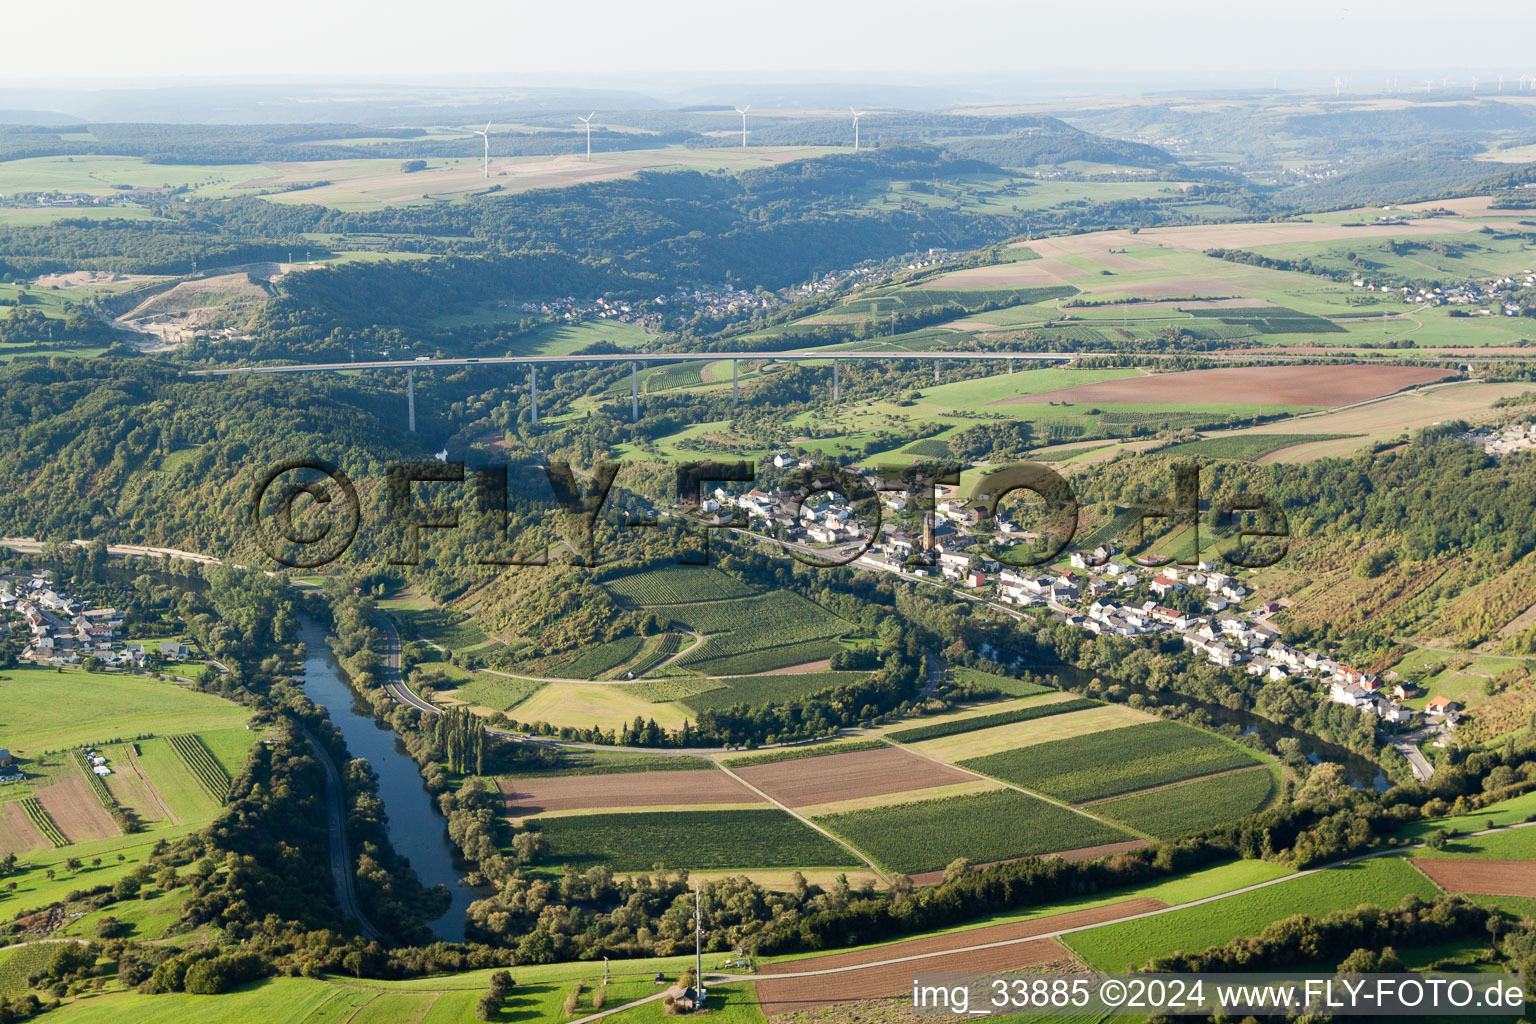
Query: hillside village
[
  {"left": 0, "top": 570, "right": 189, "bottom": 669},
  {"left": 689, "top": 473, "right": 1463, "bottom": 779}
]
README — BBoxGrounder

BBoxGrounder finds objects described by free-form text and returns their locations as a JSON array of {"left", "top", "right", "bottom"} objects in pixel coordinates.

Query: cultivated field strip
[
  {"left": 813, "top": 788, "right": 1134, "bottom": 875},
  {"left": 495, "top": 770, "right": 765, "bottom": 816},
  {"left": 734, "top": 746, "right": 973, "bottom": 809},
  {"left": 602, "top": 566, "right": 755, "bottom": 606},
  {"left": 752, "top": 898, "right": 1167, "bottom": 1017},
  {"left": 1409, "top": 859, "right": 1536, "bottom": 897},
  {"left": 167, "top": 735, "right": 232, "bottom": 801},
  {"left": 885, "top": 697, "right": 1100, "bottom": 743},
  {"left": 69, "top": 749, "right": 117, "bottom": 813},
  {"left": 17, "top": 797, "right": 66, "bottom": 848},
  {"left": 1085, "top": 765, "right": 1276, "bottom": 839},
  {"left": 961, "top": 721, "right": 1265, "bottom": 804}
]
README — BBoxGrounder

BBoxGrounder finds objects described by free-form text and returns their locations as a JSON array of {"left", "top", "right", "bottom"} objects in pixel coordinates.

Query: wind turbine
[
  {"left": 1472, "top": 75, "right": 1478, "bottom": 94},
  {"left": 1425, "top": 79, "right": 1434, "bottom": 95},
  {"left": 734, "top": 105, "right": 750, "bottom": 148},
  {"left": 577, "top": 112, "right": 596, "bottom": 161},
  {"left": 850, "top": 106, "right": 867, "bottom": 150},
  {"left": 1334, "top": 76, "right": 1342, "bottom": 96},
  {"left": 474, "top": 120, "right": 492, "bottom": 178}
]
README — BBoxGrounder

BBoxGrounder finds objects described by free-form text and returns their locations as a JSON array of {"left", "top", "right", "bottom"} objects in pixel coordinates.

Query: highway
[
  {"left": 186, "top": 350, "right": 1083, "bottom": 375},
  {"left": 183, "top": 347, "right": 1505, "bottom": 377},
  {"left": 374, "top": 613, "right": 441, "bottom": 716}
]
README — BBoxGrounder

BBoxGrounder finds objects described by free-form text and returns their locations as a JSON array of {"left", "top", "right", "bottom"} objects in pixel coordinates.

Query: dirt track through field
[
  {"left": 496, "top": 771, "right": 764, "bottom": 815},
  {"left": 990, "top": 364, "right": 1454, "bottom": 408},
  {"left": 752, "top": 899, "right": 1166, "bottom": 1016},
  {"left": 735, "top": 746, "right": 972, "bottom": 808},
  {"left": 119, "top": 745, "right": 181, "bottom": 826},
  {"left": 1410, "top": 859, "right": 1536, "bottom": 897},
  {"left": 35, "top": 776, "right": 117, "bottom": 843}
]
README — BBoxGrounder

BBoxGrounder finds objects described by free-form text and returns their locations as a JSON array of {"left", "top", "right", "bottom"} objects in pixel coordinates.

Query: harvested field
[
  {"left": 905, "top": 838, "right": 1152, "bottom": 885},
  {"left": 991, "top": 364, "right": 1453, "bottom": 408},
  {"left": 753, "top": 899, "right": 1167, "bottom": 1017},
  {"left": 908, "top": 704, "right": 1156, "bottom": 763},
  {"left": 1409, "top": 859, "right": 1536, "bottom": 897},
  {"left": 0, "top": 802, "right": 45, "bottom": 856},
  {"left": 1025, "top": 217, "right": 1480, "bottom": 255},
  {"left": 795, "top": 779, "right": 1003, "bottom": 818},
  {"left": 734, "top": 746, "right": 972, "bottom": 808},
  {"left": 496, "top": 770, "right": 763, "bottom": 816},
  {"left": 34, "top": 776, "right": 117, "bottom": 843},
  {"left": 1192, "top": 381, "right": 1536, "bottom": 463},
  {"left": 755, "top": 938, "right": 1069, "bottom": 1016},
  {"left": 916, "top": 259, "right": 1075, "bottom": 289}
]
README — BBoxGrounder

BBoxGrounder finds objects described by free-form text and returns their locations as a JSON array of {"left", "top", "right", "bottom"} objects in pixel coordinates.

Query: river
[{"left": 298, "top": 618, "right": 477, "bottom": 941}]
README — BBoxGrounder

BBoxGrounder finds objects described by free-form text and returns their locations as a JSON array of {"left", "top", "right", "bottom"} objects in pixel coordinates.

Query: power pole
[
  {"left": 406, "top": 368, "right": 416, "bottom": 433},
  {"left": 694, "top": 881, "right": 703, "bottom": 1007}
]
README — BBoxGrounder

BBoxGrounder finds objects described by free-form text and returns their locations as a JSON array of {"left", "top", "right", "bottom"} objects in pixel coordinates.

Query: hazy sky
[{"left": 4, "top": 0, "right": 1532, "bottom": 82}]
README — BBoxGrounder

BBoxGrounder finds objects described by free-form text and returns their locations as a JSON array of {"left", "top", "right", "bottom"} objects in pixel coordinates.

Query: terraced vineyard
[
  {"left": 655, "top": 591, "right": 853, "bottom": 675},
  {"left": 682, "top": 671, "right": 867, "bottom": 712},
  {"left": 530, "top": 809, "right": 855, "bottom": 872},
  {"left": 623, "top": 633, "right": 682, "bottom": 677},
  {"left": 70, "top": 749, "right": 117, "bottom": 812},
  {"left": 961, "top": 721, "right": 1264, "bottom": 803},
  {"left": 886, "top": 698, "right": 1100, "bottom": 743},
  {"left": 0, "top": 943, "right": 62, "bottom": 997},
  {"left": 674, "top": 636, "right": 844, "bottom": 676},
  {"left": 1159, "top": 433, "right": 1352, "bottom": 461},
  {"left": 19, "top": 797, "right": 66, "bottom": 847},
  {"left": 616, "top": 676, "right": 724, "bottom": 703},
  {"left": 167, "top": 735, "right": 231, "bottom": 801},
  {"left": 396, "top": 608, "right": 489, "bottom": 649},
  {"left": 952, "top": 668, "right": 1054, "bottom": 697},
  {"left": 551, "top": 636, "right": 644, "bottom": 679},
  {"left": 815, "top": 789, "right": 1130, "bottom": 875},
  {"left": 1089, "top": 765, "right": 1276, "bottom": 839},
  {"left": 602, "top": 566, "right": 755, "bottom": 606}
]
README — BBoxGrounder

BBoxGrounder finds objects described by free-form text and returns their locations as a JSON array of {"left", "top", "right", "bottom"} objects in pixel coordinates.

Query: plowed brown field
[
  {"left": 1410, "top": 859, "right": 1536, "bottom": 897},
  {"left": 496, "top": 770, "right": 763, "bottom": 815},
  {"left": 0, "top": 801, "right": 45, "bottom": 855},
  {"left": 752, "top": 898, "right": 1167, "bottom": 1017},
  {"left": 35, "top": 775, "right": 118, "bottom": 843},
  {"left": 735, "top": 746, "right": 972, "bottom": 808}
]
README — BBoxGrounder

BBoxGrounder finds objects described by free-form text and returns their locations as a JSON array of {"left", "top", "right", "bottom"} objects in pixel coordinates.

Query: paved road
[
  {"left": 373, "top": 613, "right": 440, "bottom": 716},
  {"left": 185, "top": 350, "right": 1517, "bottom": 378},
  {"left": 189, "top": 351, "right": 1084, "bottom": 376},
  {"left": 557, "top": 818, "right": 1536, "bottom": 1021},
  {"left": 301, "top": 726, "right": 386, "bottom": 943},
  {"left": 1393, "top": 740, "right": 1436, "bottom": 781}
]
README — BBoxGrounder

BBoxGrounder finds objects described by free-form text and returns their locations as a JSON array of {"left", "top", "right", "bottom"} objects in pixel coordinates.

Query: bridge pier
[
  {"left": 406, "top": 369, "right": 415, "bottom": 433},
  {"left": 732, "top": 359, "right": 739, "bottom": 403},
  {"left": 631, "top": 362, "right": 639, "bottom": 422},
  {"left": 1008, "top": 358, "right": 1014, "bottom": 374},
  {"left": 530, "top": 366, "right": 538, "bottom": 426},
  {"left": 832, "top": 358, "right": 839, "bottom": 403},
  {"left": 934, "top": 359, "right": 941, "bottom": 384}
]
